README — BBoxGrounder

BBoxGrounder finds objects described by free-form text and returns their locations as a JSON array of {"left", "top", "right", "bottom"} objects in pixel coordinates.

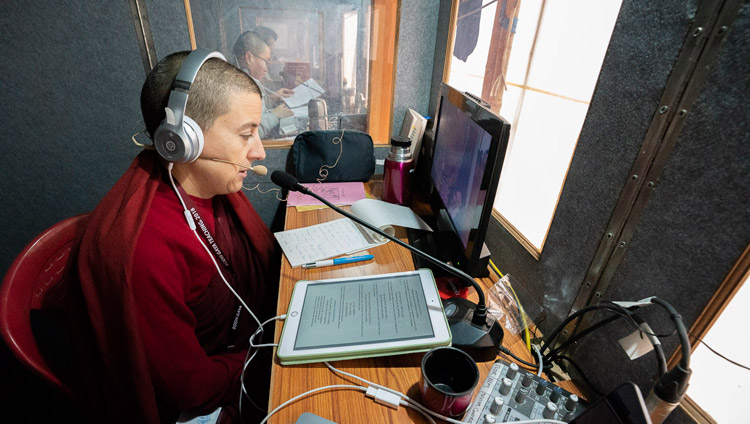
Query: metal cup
[
  {"left": 420, "top": 346, "right": 480, "bottom": 417},
  {"left": 308, "top": 98, "right": 328, "bottom": 131}
]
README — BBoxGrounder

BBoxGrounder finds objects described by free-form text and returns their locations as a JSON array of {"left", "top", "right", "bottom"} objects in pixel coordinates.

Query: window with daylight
[{"left": 446, "top": 0, "right": 622, "bottom": 256}]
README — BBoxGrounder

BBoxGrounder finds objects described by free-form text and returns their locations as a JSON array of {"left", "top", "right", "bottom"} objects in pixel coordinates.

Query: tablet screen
[{"left": 294, "top": 273, "right": 435, "bottom": 349}]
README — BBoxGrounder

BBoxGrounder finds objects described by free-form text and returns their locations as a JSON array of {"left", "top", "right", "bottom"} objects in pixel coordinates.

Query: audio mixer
[{"left": 463, "top": 358, "right": 582, "bottom": 423}]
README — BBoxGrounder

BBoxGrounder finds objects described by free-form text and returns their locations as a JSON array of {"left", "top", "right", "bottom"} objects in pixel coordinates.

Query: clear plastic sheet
[{"left": 485, "top": 274, "right": 531, "bottom": 337}]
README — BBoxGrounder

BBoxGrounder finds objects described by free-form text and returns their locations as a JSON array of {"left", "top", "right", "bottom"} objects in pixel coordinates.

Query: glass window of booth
[
  {"left": 184, "top": 0, "right": 397, "bottom": 146},
  {"left": 445, "top": 0, "right": 622, "bottom": 256}
]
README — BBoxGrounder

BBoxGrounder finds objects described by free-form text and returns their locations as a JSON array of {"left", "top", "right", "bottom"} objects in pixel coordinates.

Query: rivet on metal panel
[
  {"left": 678, "top": 109, "right": 687, "bottom": 117},
  {"left": 717, "top": 26, "right": 727, "bottom": 36},
  {"left": 562, "top": 329, "right": 569, "bottom": 336},
  {"left": 595, "top": 292, "right": 601, "bottom": 298},
  {"left": 619, "top": 241, "right": 627, "bottom": 248},
  {"left": 693, "top": 27, "right": 703, "bottom": 37},
  {"left": 632, "top": 174, "right": 639, "bottom": 181},
  {"left": 659, "top": 105, "right": 669, "bottom": 114},
  {"left": 648, "top": 181, "right": 655, "bottom": 188},
  {"left": 606, "top": 232, "right": 613, "bottom": 239},
  {"left": 585, "top": 281, "right": 592, "bottom": 288}
]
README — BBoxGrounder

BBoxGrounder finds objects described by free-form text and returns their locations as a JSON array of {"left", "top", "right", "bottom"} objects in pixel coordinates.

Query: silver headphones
[{"left": 153, "top": 49, "right": 227, "bottom": 163}]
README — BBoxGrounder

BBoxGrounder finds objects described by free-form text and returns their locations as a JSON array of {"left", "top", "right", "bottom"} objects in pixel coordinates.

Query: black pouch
[{"left": 291, "top": 130, "right": 375, "bottom": 183}]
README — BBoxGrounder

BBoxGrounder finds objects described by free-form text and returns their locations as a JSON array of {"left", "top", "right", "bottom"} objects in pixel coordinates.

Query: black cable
[
  {"left": 631, "top": 314, "right": 668, "bottom": 376},
  {"left": 690, "top": 334, "right": 750, "bottom": 372},
  {"left": 596, "top": 302, "right": 668, "bottom": 376},
  {"left": 540, "top": 304, "right": 641, "bottom": 358},
  {"left": 539, "top": 297, "right": 696, "bottom": 409},
  {"left": 650, "top": 297, "right": 691, "bottom": 369},
  {"left": 531, "top": 314, "right": 546, "bottom": 341},
  {"left": 498, "top": 346, "right": 547, "bottom": 369},
  {"left": 552, "top": 354, "right": 605, "bottom": 396},
  {"left": 540, "top": 300, "right": 673, "bottom": 399},
  {"left": 544, "top": 302, "right": 677, "bottom": 362},
  {"left": 543, "top": 313, "right": 621, "bottom": 362}
]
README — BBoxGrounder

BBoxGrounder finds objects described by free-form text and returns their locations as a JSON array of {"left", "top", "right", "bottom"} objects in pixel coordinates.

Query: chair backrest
[{"left": 0, "top": 214, "right": 89, "bottom": 399}]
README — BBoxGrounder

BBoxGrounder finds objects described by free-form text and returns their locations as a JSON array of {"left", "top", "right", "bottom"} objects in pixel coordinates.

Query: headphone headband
[
  {"left": 154, "top": 49, "right": 227, "bottom": 163},
  {"left": 165, "top": 49, "right": 227, "bottom": 129}
]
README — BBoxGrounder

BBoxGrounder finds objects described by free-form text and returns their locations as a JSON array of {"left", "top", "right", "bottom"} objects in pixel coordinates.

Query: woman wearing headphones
[{"left": 53, "top": 50, "right": 279, "bottom": 423}]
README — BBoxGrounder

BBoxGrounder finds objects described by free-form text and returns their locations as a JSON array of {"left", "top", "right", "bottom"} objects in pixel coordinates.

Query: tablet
[{"left": 277, "top": 269, "right": 451, "bottom": 365}]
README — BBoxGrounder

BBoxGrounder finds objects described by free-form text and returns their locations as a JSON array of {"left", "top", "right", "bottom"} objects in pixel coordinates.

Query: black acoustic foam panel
[
  {"left": 484, "top": 0, "right": 697, "bottom": 333},
  {"left": 573, "top": 4, "right": 750, "bottom": 419}
]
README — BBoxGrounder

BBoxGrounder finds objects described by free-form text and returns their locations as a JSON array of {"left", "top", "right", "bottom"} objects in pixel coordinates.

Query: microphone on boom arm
[{"left": 271, "top": 170, "right": 503, "bottom": 361}]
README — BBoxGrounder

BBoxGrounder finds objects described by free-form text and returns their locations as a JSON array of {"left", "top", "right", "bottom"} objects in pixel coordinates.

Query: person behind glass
[
  {"left": 48, "top": 51, "right": 281, "bottom": 423},
  {"left": 253, "top": 26, "right": 278, "bottom": 50},
  {"left": 233, "top": 31, "right": 294, "bottom": 139},
  {"left": 251, "top": 26, "right": 281, "bottom": 85}
]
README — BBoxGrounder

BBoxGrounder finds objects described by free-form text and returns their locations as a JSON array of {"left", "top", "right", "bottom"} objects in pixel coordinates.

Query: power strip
[{"left": 463, "top": 357, "right": 582, "bottom": 423}]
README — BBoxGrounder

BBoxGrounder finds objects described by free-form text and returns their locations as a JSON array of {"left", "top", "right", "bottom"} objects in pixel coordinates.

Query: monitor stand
[{"left": 406, "top": 227, "right": 490, "bottom": 278}]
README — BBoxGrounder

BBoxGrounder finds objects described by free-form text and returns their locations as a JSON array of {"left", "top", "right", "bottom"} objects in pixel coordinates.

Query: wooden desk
[{"left": 268, "top": 205, "right": 580, "bottom": 423}]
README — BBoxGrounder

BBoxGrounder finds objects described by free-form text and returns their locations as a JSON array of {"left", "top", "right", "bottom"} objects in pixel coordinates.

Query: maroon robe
[{"left": 57, "top": 150, "right": 279, "bottom": 423}]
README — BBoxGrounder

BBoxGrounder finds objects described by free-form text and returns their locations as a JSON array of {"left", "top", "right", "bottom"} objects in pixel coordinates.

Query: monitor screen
[
  {"left": 432, "top": 99, "right": 493, "bottom": 249},
  {"left": 428, "top": 84, "right": 510, "bottom": 275}
]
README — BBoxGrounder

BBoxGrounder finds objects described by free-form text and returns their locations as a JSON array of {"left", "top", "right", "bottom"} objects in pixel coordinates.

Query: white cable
[
  {"left": 324, "top": 362, "right": 568, "bottom": 424},
  {"left": 168, "top": 164, "right": 270, "bottom": 417},
  {"left": 533, "top": 345, "right": 544, "bottom": 377},
  {"left": 240, "top": 315, "right": 286, "bottom": 415},
  {"left": 167, "top": 163, "right": 264, "bottom": 331},
  {"left": 324, "top": 362, "right": 466, "bottom": 424},
  {"left": 249, "top": 342, "right": 278, "bottom": 348},
  {"left": 315, "top": 129, "right": 345, "bottom": 184},
  {"left": 259, "top": 385, "right": 367, "bottom": 424},
  {"left": 401, "top": 400, "right": 437, "bottom": 424},
  {"left": 501, "top": 421, "right": 566, "bottom": 424},
  {"left": 249, "top": 315, "right": 284, "bottom": 348}
]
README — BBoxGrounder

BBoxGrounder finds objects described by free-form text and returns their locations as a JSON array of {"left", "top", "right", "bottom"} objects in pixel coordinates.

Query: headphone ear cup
[
  {"left": 153, "top": 119, "right": 188, "bottom": 163},
  {"left": 180, "top": 115, "right": 204, "bottom": 163}
]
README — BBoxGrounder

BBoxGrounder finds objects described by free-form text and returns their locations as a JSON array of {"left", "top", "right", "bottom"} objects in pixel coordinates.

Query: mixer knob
[
  {"left": 489, "top": 396, "right": 504, "bottom": 415},
  {"left": 499, "top": 378, "right": 513, "bottom": 395},
  {"left": 506, "top": 362, "right": 519, "bottom": 379},
  {"left": 515, "top": 390, "right": 527, "bottom": 404},
  {"left": 521, "top": 374, "right": 533, "bottom": 387},
  {"left": 565, "top": 394, "right": 579, "bottom": 411},
  {"left": 535, "top": 382, "right": 546, "bottom": 396},
  {"left": 543, "top": 401, "right": 558, "bottom": 419},
  {"left": 549, "top": 390, "right": 561, "bottom": 403},
  {"left": 483, "top": 414, "right": 496, "bottom": 423}
]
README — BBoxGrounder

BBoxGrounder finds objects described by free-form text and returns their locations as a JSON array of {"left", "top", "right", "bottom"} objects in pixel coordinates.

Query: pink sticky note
[{"left": 286, "top": 182, "right": 367, "bottom": 206}]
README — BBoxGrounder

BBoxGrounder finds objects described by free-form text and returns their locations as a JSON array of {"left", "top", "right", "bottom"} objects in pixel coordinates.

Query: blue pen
[{"left": 302, "top": 254, "right": 374, "bottom": 269}]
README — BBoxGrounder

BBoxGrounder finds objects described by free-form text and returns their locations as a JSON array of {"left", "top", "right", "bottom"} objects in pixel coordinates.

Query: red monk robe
[{"left": 55, "top": 150, "right": 279, "bottom": 423}]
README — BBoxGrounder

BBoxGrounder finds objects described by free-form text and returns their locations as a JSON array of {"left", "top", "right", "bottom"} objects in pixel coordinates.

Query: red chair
[{"left": 0, "top": 214, "right": 89, "bottom": 400}]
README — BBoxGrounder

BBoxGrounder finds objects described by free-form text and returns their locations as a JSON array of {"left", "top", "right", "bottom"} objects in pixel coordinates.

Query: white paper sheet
[
  {"left": 350, "top": 198, "right": 432, "bottom": 242},
  {"left": 274, "top": 199, "right": 433, "bottom": 268},
  {"left": 283, "top": 78, "right": 325, "bottom": 109}
]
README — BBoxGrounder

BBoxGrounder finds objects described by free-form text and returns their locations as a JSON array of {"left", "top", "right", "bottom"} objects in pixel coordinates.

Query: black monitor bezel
[{"left": 428, "top": 83, "right": 510, "bottom": 275}]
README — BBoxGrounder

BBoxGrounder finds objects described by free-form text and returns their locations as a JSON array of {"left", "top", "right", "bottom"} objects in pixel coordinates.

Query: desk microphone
[
  {"left": 271, "top": 170, "right": 503, "bottom": 361},
  {"left": 203, "top": 158, "right": 268, "bottom": 176}
]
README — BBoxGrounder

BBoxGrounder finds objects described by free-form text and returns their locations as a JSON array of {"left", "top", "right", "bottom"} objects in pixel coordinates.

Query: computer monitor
[{"left": 426, "top": 84, "right": 510, "bottom": 277}]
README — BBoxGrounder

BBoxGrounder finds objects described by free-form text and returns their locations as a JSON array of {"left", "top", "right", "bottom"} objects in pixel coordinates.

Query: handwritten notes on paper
[
  {"left": 274, "top": 198, "right": 433, "bottom": 268},
  {"left": 274, "top": 218, "right": 384, "bottom": 267}
]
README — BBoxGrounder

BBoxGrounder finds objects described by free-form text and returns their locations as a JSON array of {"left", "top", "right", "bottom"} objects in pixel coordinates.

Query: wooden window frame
[{"left": 672, "top": 243, "right": 750, "bottom": 423}]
